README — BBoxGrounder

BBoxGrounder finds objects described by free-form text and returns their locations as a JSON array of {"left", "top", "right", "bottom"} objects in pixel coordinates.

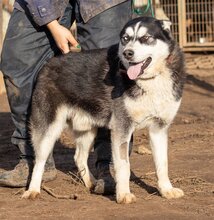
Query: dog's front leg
[
  {"left": 111, "top": 130, "right": 136, "bottom": 204},
  {"left": 149, "top": 125, "right": 184, "bottom": 199}
]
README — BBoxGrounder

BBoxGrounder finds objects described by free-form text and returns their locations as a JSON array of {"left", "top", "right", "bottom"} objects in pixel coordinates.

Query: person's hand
[{"left": 47, "top": 20, "right": 79, "bottom": 54}]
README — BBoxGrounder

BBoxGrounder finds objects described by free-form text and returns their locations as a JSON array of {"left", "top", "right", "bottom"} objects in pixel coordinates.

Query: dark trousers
[{"left": 0, "top": 1, "right": 132, "bottom": 163}]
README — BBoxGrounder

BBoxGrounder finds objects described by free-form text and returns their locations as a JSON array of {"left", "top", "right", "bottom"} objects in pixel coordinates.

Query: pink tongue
[{"left": 127, "top": 62, "right": 143, "bottom": 80}]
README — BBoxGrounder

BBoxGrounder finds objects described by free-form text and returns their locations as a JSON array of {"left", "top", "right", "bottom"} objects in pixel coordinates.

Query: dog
[{"left": 22, "top": 17, "right": 186, "bottom": 204}]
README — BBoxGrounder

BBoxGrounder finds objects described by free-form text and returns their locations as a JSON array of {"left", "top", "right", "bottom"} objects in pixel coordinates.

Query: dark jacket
[{"left": 14, "top": 0, "right": 128, "bottom": 26}]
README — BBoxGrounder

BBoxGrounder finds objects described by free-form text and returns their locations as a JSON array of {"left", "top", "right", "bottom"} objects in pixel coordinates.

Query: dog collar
[{"left": 139, "top": 76, "right": 156, "bottom": 81}]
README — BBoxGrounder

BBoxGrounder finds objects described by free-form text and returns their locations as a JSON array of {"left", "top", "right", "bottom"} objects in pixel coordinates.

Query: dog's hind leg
[
  {"left": 111, "top": 127, "right": 136, "bottom": 204},
  {"left": 22, "top": 108, "right": 67, "bottom": 199},
  {"left": 74, "top": 128, "right": 97, "bottom": 190},
  {"left": 149, "top": 125, "right": 184, "bottom": 199}
]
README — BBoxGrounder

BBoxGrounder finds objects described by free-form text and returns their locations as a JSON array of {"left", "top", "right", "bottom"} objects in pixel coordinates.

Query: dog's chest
[{"left": 125, "top": 76, "right": 180, "bottom": 128}]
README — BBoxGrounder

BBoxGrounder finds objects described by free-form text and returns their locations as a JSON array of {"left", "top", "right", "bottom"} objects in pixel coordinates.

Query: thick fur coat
[{"left": 23, "top": 17, "right": 186, "bottom": 204}]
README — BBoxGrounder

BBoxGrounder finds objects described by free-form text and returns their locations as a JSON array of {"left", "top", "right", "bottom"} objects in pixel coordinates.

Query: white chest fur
[{"left": 125, "top": 72, "right": 181, "bottom": 128}]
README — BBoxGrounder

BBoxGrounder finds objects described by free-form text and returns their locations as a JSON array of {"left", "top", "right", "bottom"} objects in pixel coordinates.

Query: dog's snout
[{"left": 123, "top": 49, "right": 134, "bottom": 60}]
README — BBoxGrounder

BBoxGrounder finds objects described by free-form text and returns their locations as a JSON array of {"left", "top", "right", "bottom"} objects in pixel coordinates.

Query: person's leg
[
  {"left": 0, "top": 4, "right": 74, "bottom": 187},
  {"left": 76, "top": 1, "right": 132, "bottom": 194}
]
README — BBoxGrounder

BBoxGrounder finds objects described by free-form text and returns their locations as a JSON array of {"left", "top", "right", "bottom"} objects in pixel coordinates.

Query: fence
[{"left": 159, "top": 0, "right": 214, "bottom": 51}]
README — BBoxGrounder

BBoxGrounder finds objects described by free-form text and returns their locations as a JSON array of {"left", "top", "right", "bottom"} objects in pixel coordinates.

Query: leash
[{"left": 132, "top": 0, "right": 155, "bottom": 17}]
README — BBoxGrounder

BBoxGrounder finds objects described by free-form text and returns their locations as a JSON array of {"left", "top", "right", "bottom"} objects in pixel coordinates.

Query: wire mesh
[
  {"left": 185, "top": 0, "right": 214, "bottom": 45},
  {"left": 159, "top": 0, "right": 214, "bottom": 50}
]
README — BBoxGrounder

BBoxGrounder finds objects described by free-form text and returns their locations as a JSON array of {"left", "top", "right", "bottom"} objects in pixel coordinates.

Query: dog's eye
[
  {"left": 122, "top": 35, "right": 130, "bottom": 43},
  {"left": 139, "top": 36, "right": 150, "bottom": 43}
]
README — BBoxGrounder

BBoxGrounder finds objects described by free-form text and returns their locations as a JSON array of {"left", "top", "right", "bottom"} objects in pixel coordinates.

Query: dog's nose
[{"left": 123, "top": 49, "right": 134, "bottom": 60}]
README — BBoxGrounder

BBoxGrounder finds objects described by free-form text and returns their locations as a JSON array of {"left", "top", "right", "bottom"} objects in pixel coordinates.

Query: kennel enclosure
[{"left": 158, "top": 0, "right": 214, "bottom": 51}]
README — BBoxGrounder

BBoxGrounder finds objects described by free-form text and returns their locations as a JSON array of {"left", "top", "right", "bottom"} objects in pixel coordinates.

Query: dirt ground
[{"left": 0, "top": 66, "right": 214, "bottom": 220}]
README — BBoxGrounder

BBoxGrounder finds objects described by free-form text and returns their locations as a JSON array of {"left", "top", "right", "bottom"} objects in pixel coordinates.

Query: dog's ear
[
  {"left": 160, "top": 20, "right": 172, "bottom": 32},
  {"left": 158, "top": 20, "right": 173, "bottom": 39}
]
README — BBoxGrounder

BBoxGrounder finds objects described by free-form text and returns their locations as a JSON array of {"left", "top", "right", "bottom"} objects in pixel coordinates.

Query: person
[{"left": 0, "top": 0, "right": 132, "bottom": 194}]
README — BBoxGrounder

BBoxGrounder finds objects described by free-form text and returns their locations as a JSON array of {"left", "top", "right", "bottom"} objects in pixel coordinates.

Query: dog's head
[{"left": 119, "top": 17, "right": 174, "bottom": 80}]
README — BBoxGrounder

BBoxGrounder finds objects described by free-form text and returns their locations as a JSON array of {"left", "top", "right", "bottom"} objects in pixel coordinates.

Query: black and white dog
[{"left": 22, "top": 17, "right": 186, "bottom": 204}]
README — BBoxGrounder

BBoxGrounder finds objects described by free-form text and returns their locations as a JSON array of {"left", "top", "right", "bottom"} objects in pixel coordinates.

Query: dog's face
[{"left": 119, "top": 17, "right": 174, "bottom": 80}]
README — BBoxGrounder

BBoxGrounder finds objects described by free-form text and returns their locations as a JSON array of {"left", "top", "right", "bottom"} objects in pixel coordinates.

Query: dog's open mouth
[{"left": 127, "top": 57, "right": 152, "bottom": 80}]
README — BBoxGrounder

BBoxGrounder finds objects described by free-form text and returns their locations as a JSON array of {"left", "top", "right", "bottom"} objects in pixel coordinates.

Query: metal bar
[{"left": 194, "top": 0, "right": 197, "bottom": 44}]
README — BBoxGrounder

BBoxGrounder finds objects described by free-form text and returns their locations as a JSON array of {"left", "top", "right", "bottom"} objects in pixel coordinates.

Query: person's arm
[
  {"left": 25, "top": 1, "right": 78, "bottom": 54},
  {"left": 47, "top": 20, "right": 79, "bottom": 54}
]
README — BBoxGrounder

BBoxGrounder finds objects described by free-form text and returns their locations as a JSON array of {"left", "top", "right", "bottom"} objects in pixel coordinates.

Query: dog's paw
[
  {"left": 160, "top": 187, "right": 184, "bottom": 199},
  {"left": 117, "top": 193, "right": 136, "bottom": 204},
  {"left": 84, "top": 179, "right": 96, "bottom": 191},
  {"left": 22, "top": 190, "right": 40, "bottom": 200}
]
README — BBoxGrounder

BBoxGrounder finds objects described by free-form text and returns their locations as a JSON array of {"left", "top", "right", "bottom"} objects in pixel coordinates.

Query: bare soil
[{"left": 0, "top": 68, "right": 214, "bottom": 220}]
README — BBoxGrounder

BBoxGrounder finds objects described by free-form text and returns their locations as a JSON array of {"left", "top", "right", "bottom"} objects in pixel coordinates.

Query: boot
[
  {"left": 0, "top": 156, "right": 57, "bottom": 187},
  {"left": 93, "top": 161, "right": 115, "bottom": 195}
]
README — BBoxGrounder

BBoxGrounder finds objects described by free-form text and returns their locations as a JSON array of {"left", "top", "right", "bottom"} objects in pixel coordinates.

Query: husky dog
[{"left": 22, "top": 17, "right": 186, "bottom": 204}]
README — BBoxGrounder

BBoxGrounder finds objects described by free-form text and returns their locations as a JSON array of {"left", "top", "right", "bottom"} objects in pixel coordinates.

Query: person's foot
[
  {"left": 93, "top": 162, "right": 115, "bottom": 195},
  {"left": 0, "top": 157, "right": 57, "bottom": 187}
]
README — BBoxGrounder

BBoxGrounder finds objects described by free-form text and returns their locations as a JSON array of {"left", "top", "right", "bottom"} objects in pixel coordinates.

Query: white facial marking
[
  {"left": 136, "top": 26, "right": 148, "bottom": 38},
  {"left": 133, "top": 22, "right": 143, "bottom": 40},
  {"left": 125, "top": 27, "right": 134, "bottom": 37}
]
